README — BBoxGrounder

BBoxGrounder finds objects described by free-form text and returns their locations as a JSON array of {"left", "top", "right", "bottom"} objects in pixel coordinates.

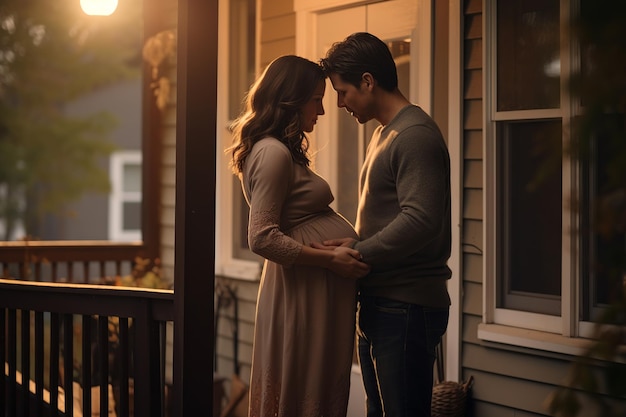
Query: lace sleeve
[
  {"left": 248, "top": 204, "right": 301, "bottom": 265},
  {"left": 243, "top": 139, "right": 302, "bottom": 265}
]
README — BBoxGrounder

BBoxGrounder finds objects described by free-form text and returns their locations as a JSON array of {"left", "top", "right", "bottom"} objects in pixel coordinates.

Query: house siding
[
  {"left": 156, "top": 0, "right": 178, "bottom": 286},
  {"left": 260, "top": 0, "right": 296, "bottom": 68}
]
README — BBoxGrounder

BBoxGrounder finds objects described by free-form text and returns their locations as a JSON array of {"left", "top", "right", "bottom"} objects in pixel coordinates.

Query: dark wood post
[{"left": 173, "top": 0, "right": 218, "bottom": 415}]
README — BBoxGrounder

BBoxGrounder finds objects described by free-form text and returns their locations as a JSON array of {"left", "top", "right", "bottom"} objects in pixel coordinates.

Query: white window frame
[
  {"left": 214, "top": 0, "right": 262, "bottom": 281},
  {"left": 108, "top": 150, "right": 142, "bottom": 242},
  {"left": 479, "top": 0, "right": 601, "bottom": 354}
]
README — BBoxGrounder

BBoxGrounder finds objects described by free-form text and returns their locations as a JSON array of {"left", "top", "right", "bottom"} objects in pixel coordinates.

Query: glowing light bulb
[{"left": 80, "top": 0, "right": 119, "bottom": 16}]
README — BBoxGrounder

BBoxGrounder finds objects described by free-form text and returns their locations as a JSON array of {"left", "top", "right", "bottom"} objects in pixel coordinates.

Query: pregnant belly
[{"left": 288, "top": 212, "right": 357, "bottom": 245}]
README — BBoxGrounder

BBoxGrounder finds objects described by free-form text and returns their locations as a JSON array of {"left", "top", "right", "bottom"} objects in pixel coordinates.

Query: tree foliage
[{"left": 0, "top": 0, "right": 142, "bottom": 239}]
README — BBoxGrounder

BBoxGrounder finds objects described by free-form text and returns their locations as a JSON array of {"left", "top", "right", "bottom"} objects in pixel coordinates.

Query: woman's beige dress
[{"left": 242, "top": 138, "right": 358, "bottom": 417}]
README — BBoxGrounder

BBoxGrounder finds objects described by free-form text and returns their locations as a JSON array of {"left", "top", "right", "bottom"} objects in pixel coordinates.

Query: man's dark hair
[{"left": 320, "top": 32, "right": 398, "bottom": 92}]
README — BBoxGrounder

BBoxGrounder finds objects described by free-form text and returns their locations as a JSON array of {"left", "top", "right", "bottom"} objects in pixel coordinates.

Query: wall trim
[{"left": 447, "top": 0, "right": 463, "bottom": 382}]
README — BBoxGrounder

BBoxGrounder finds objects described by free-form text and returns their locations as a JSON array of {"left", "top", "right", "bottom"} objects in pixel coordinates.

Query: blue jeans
[{"left": 357, "top": 296, "right": 449, "bottom": 417}]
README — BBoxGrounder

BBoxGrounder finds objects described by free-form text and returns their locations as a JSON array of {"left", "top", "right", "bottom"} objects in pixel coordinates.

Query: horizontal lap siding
[
  {"left": 260, "top": 0, "right": 296, "bottom": 68},
  {"left": 159, "top": 0, "right": 178, "bottom": 287},
  {"left": 214, "top": 276, "right": 259, "bottom": 386}
]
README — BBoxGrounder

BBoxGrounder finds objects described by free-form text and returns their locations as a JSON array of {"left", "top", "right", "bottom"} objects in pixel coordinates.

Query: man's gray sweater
[{"left": 354, "top": 105, "right": 451, "bottom": 307}]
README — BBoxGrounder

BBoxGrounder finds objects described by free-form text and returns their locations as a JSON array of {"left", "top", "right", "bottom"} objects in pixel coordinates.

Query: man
[{"left": 318, "top": 32, "right": 451, "bottom": 417}]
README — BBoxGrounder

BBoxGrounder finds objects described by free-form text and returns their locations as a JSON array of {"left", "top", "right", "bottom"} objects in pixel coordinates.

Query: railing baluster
[
  {"left": 63, "top": 313, "right": 74, "bottom": 416},
  {"left": 19, "top": 261, "right": 28, "bottom": 281},
  {"left": 99, "top": 315, "right": 110, "bottom": 416},
  {"left": 20, "top": 309, "right": 30, "bottom": 416},
  {"left": 84, "top": 261, "right": 90, "bottom": 284},
  {"left": 35, "top": 310, "right": 45, "bottom": 416},
  {"left": 34, "top": 261, "right": 42, "bottom": 281},
  {"left": 67, "top": 262, "right": 74, "bottom": 284},
  {"left": 50, "top": 312, "right": 60, "bottom": 416},
  {"left": 116, "top": 260, "right": 123, "bottom": 279},
  {"left": 82, "top": 315, "right": 92, "bottom": 417},
  {"left": 99, "top": 261, "right": 106, "bottom": 283},
  {"left": 6, "top": 309, "right": 17, "bottom": 416},
  {"left": 0, "top": 308, "right": 6, "bottom": 417},
  {"left": 51, "top": 262, "right": 58, "bottom": 283},
  {"left": 119, "top": 316, "right": 130, "bottom": 417}
]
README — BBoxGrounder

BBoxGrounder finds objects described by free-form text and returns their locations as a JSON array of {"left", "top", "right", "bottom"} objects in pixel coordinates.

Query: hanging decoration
[{"left": 142, "top": 30, "right": 177, "bottom": 112}]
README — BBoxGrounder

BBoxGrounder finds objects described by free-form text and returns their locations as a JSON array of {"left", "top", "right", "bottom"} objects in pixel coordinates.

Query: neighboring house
[
  {"left": 37, "top": 79, "right": 143, "bottom": 243},
  {"left": 148, "top": 0, "right": 623, "bottom": 415},
  {"left": 0, "top": 78, "right": 143, "bottom": 244}
]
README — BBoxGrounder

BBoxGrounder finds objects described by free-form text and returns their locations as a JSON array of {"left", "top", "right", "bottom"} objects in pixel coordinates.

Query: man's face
[{"left": 329, "top": 73, "right": 373, "bottom": 124}]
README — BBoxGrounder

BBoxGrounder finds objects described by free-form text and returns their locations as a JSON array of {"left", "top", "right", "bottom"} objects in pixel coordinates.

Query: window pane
[
  {"left": 498, "top": 120, "right": 562, "bottom": 315},
  {"left": 122, "top": 201, "right": 141, "bottom": 231},
  {"left": 123, "top": 163, "right": 141, "bottom": 193},
  {"left": 496, "top": 0, "right": 560, "bottom": 111},
  {"left": 336, "top": 110, "right": 360, "bottom": 225},
  {"left": 228, "top": 0, "right": 256, "bottom": 120},
  {"left": 582, "top": 113, "right": 626, "bottom": 321},
  {"left": 228, "top": 0, "right": 260, "bottom": 263}
]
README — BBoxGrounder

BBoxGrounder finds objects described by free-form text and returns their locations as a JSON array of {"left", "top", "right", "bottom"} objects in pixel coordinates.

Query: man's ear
[{"left": 362, "top": 72, "right": 375, "bottom": 90}]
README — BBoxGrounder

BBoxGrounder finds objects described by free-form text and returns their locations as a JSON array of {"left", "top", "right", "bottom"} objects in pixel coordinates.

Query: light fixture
[{"left": 80, "top": 0, "right": 119, "bottom": 16}]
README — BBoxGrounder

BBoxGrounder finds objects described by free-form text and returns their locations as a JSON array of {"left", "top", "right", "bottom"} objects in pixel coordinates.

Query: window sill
[
  {"left": 217, "top": 260, "right": 261, "bottom": 281},
  {"left": 477, "top": 323, "right": 591, "bottom": 357}
]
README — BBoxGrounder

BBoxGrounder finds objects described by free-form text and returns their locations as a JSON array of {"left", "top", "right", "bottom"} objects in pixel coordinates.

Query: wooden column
[{"left": 173, "top": 0, "right": 218, "bottom": 415}]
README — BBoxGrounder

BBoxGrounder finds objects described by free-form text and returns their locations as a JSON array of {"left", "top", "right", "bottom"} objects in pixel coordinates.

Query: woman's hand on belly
[{"left": 311, "top": 237, "right": 357, "bottom": 249}]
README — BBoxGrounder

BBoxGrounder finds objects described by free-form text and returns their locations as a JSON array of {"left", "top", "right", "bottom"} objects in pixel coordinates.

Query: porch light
[{"left": 80, "top": 0, "right": 119, "bottom": 16}]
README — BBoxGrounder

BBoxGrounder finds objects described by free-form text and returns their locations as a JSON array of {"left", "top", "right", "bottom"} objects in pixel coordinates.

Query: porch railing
[
  {"left": 0, "top": 241, "right": 173, "bottom": 416},
  {"left": 1, "top": 279, "right": 174, "bottom": 417},
  {"left": 0, "top": 240, "right": 145, "bottom": 284}
]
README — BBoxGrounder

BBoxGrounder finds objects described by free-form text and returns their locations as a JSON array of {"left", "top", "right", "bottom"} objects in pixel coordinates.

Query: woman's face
[{"left": 299, "top": 79, "right": 326, "bottom": 132}]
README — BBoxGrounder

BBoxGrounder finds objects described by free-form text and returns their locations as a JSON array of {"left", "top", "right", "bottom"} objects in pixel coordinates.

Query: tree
[{"left": 0, "top": 0, "right": 142, "bottom": 239}]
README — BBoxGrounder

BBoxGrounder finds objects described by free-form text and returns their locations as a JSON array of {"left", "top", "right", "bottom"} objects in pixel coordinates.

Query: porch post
[{"left": 173, "top": 0, "right": 218, "bottom": 415}]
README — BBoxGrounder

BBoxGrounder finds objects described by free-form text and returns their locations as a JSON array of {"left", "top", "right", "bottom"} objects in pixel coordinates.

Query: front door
[{"left": 311, "top": 0, "right": 420, "bottom": 225}]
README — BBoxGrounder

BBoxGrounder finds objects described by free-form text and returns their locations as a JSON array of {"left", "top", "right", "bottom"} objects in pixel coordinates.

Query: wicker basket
[
  {"left": 432, "top": 342, "right": 474, "bottom": 417},
  {"left": 431, "top": 376, "right": 474, "bottom": 417}
]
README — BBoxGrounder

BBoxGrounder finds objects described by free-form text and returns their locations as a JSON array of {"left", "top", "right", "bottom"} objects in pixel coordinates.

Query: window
[
  {"left": 483, "top": 0, "right": 624, "bottom": 344},
  {"left": 229, "top": 0, "right": 257, "bottom": 262},
  {"left": 108, "top": 151, "right": 142, "bottom": 242},
  {"left": 580, "top": 112, "right": 626, "bottom": 323},
  {"left": 215, "top": 0, "right": 261, "bottom": 279}
]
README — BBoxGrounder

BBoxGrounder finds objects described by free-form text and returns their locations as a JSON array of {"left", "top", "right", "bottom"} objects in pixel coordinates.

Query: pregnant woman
[{"left": 227, "top": 55, "right": 370, "bottom": 417}]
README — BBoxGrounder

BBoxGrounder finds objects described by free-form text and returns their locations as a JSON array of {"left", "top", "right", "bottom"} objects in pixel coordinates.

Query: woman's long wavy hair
[{"left": 228, "top": 55, "right": 326, "bottom": 174}]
